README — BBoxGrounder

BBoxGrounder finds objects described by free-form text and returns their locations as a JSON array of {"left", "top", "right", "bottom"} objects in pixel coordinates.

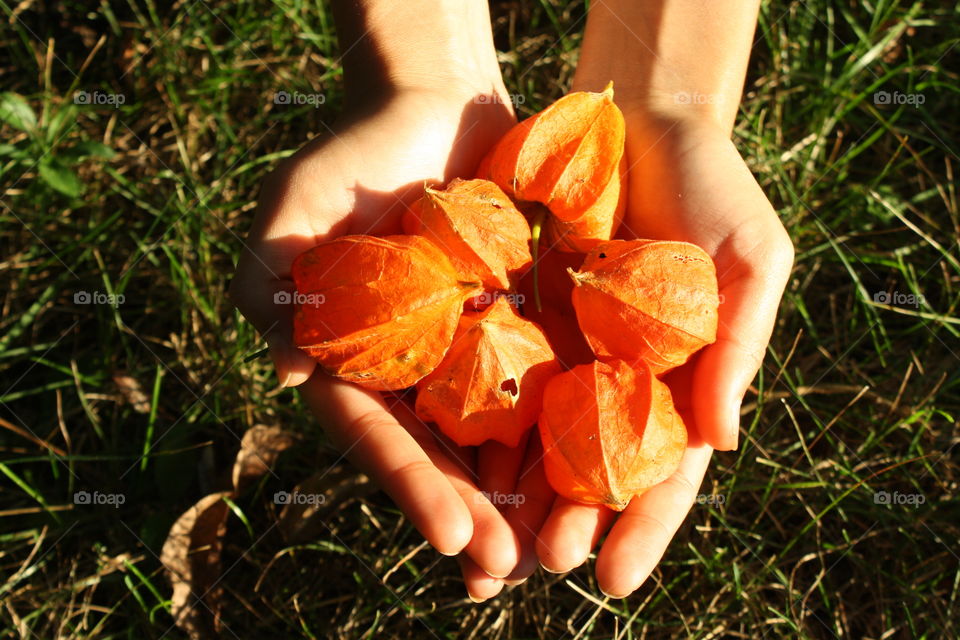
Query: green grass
[{"left": 1, "top": 0, "right": 958, "bottom": 637}]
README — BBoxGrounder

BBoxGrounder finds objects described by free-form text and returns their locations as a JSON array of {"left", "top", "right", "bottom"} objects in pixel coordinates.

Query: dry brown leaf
[
  {"left": 160, "top": 491, "right": 230, "bottom": 639},
  {"left": 163, "top": 425, "right": 297, "bottom": 637},
  {"left": 277, "top": 466, "right": 374, "bottom": 543},
  {"left": 231, "top": 424, "right": 298, "bottom": 494},
  {"left": 113, "top": 372, "right": 150, "bottom": 413}
]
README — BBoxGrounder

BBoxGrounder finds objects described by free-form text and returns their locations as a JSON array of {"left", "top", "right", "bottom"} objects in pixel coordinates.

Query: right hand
[{"left": 229, "top": 83, "right": 533, "bottom": 600}]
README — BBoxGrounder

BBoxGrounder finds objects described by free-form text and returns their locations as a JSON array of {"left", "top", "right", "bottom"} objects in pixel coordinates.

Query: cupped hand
[
  {"left": 229, "top": 85, "right": 531, "bottom": 599},
  {"left": 535, "top": 115, "right": 794, "bottom": 597}
]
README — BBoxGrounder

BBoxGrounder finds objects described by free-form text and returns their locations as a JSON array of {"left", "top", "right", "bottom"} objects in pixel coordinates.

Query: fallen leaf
[
  {"left": 232, "top": 425, "right": 298, "bottom": 494},
  {"left": 163, "top": 425, "right": 297, "bottom": 637},
  {"left": 113, "top": 372, "right": 150, "bottom": 414},
  {"left": 277, "top": 466, "right": 374, "bottom": 543},
  {"left": 161, "top": 491, "right": 230, "bottom": 639}
]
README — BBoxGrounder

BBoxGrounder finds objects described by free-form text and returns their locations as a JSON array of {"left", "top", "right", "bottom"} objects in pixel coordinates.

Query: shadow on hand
[{"left": 253, "top": 92, "right": 516, "bottom": 277}]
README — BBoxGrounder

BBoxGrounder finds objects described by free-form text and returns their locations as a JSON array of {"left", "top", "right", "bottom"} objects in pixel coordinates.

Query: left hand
[{"left": 533, "top": 114, "right": 794, "bottom": 598}]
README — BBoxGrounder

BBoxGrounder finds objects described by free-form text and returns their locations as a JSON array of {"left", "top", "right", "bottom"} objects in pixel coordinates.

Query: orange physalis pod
[
  {"left": 481, "top": 84, "right": 626, "bottom": 251},
  {"left": 516, "top": 244, "right": 594, "bottom": 368},
  {"left": 402, "top": 178, "right": 532, "bottom": 290},
  {"left": 415, "top": 297, "right": 560, "bottom": 447},
  {"left": 538, "top": 359, "right": 687, "bottom": 510},
  {"left": 292, "top": 235, "right": 482, "bottom": 390},
  {"left": 543, "top": 155, "right": 627, "bottom": 254},
  {"left": 569, "top": 239, "right": 719, "bottom": 373}
]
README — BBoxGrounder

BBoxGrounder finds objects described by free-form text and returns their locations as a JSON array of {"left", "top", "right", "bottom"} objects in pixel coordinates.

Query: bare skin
[
  {"left": 231, "top": 0, "right": 793, "bottom": 601},
  {"left": 534, "top": 0, "right": 794, "bottom": 597}
]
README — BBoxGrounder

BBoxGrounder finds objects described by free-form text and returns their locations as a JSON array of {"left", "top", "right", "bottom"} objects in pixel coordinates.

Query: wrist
[
  {"left": 620, "top": 104, "right": 734, "bottom": 147},
  {"left": 570, "top": 0, "right": 760, "bottom": 136},
  {"left": 333, "top": 0, "right": 507, "bottom": 110},
  {"left": 573, "top": 75, "right": 733, "bottom": 139},
  {"left": 571, "top": 73, "right": 733, "bottom": 144}
]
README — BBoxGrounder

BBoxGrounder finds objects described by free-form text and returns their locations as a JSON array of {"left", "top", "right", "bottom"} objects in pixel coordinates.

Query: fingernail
[
  {"left": 729, "top": 404, "right": 741, "bottom": 449},
  {"left": 468, "top": 593, "right": 487, "bottom": 604},
  {"left": 503, "top": 554, "right": 538, "bottom": 584},
  {"left": 600, "top": 588, "right": 628, "bottom": 599},
  {"left": 503, "top": 577, "right": 527, "bottom": 587},
  {"left": 437, "top": 549, "right": 459, "bottom": 557},
  {"left": 539, "top": 562, "right": 566, "bottom": 574}
]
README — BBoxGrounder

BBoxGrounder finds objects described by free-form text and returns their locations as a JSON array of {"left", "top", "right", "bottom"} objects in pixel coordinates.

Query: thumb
[
  {"left": 230, "top": 247, "right": 318, "bottom": 388},
  {"left": 693, "top": 221, "right": 793, "bottom": 451}
]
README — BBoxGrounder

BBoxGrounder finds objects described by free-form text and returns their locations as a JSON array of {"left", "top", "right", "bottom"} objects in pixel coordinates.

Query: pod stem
[{"left": 530, "top": 207, "right": 547, "bottom": 313}]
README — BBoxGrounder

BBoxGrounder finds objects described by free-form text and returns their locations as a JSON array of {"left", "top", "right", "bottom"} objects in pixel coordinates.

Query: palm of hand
[
  {"left": 233, "top": 96, "right": 792, "bottom": 601},
  {"left": 531, "top": 121, "right": 793, "bottom": 598},
  {"left": 232, "top": 91, "right": 534, "bottom": 597}
]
